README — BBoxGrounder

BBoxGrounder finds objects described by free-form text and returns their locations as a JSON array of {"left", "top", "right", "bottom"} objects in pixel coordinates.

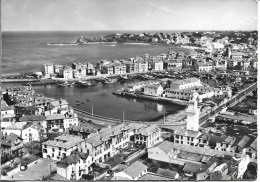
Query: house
[
  {"left": 172, "top": 129, "right": 201, "bottom": 146},
  {"left": 83, "top": 124, "right": 131, "bottom": 163},
  {"left": 210, "top": 163, "right": 229, "bottom": 180},
  {"left": 138, "top": 61, "right": 148, "bottom": 72},
  {"left": 112, "top": 161, "right": 148, "bottom": 180},
  {"left": 197, "top": 62, "right": 213, "bottom": 72},
  {"left": 42, "top": 135, "right": 84, "bottom": 160},
  {"left": 143, "top": 84, "right": 163, "bottom": 97},
  {"left": 196, "top": 161, "right": 218, "bottom": 180},
  {"left": 1, "top": 133, "right": 23, "bottom": 159},
  {"left": 44, "top": 113, "right": 79, "bottom": 133},
  {"left": 113, "top": 63, "right": 126, "bottom": 75},
  {"left": 156, "top": 168, "right": 179, "bottom": 179},
  {"left": 62, "top": 67, "right": 73, "bottom": 79},
  {"left": 21, "top": 122, "right": 43, "bottom": 143},
  {"left": 43, "top": 63, "right": 54, "bottom": 78},
  {"left": 152, "top": 61, "right": 164, "bottom": 71},
  {"left": 56, "top": 151, "right": 92, "bottom": 180},
  {"left": 3, "top": 122, "right": 27, "bottom": 137},
  {"left": 102, "top": 64, "right": 114, "bottom": 74},
  {"left": 134, "top": 125, "right": 161, "bottom": 148},
  {"left": 183, "top": 162, "right": 202, "bottom": 177},
  {"left": 68, "top": 125, "right": 96, "bottom": 139}
]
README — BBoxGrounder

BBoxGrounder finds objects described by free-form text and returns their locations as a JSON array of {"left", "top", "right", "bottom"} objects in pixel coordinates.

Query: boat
[
  {"left": 76, "top": 80, "right": 95, "bottom": 87},
  {"left": 118, "top": 75, "right": 129, "bottom": 83},
  {"left": 101, "top": 78, "right": 118, "bottom": 84},
  {"left": 57, "top": 81, "right": 71, "bottom": 87}
]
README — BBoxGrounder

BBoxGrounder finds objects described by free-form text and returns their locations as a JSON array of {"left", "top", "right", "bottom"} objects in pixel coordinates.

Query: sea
[{"left": 2, "top": 31, "right": 188, "bottom": 121}]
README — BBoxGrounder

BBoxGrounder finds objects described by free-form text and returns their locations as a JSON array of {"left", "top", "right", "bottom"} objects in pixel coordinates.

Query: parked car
[{"left": 20, "top": 162, "right": 28, "bottom": 171}]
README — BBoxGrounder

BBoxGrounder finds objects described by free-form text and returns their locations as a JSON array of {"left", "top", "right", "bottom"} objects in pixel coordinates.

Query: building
[
  {"left": 134, "top": 125, "right": 161, "bottom": 148},
  {"left": 168, "top": 77, "right": 202, "bottom": 90},
  {"left": 21, "top": 122, "right": 42, "bottom": 143},
  {"left": 102, "top": 64, "right": 114, "bottom": 75},
  {"left": 197, "top": 62, "right": 213, "bottom": 72},
  {"left": 43, "top": 63, "right": 54, "bottom": 78},
  {"left": 148, "top": 141, "right": 236, "bottom": 166},
  {"left": 186, "top": 94, "right": 200, "bottom": 131},
  {"left": 183, "top": 162, "right": 202, "bottom": 177},
  {"left": 83, "top": 124, "right": 131, "bottom": 163},
  {"left": 56, "top": 151, "right": 92, "bottom": 180},
  {"left": 112, "top": 161, "right": 148, "bottom": 180},
  {"left": 44, "top": 113, "right": 79, "bottom": 133},
  {"left": 210, "top": 163, "right": 229, "bottom": 180},
  {"left": 152, "top": 61, "right": 164, "bottom": 71},
  {"left": 173, "top": 129, "right": 201, "bottom": 146},
  {"left": 62, "top": 67, "right": 73, "bottom": 79},
  {"left": 113, "top": 64, "right": 127, "bottom": 75},
  {"left": 138, "top": 61, "right": 148, "bottom": 72},
  {"left": 143, "top": 84, "right": 163, "bottom": 97},
  {"left": 3, "top": 122, "right": 27, "bottom": 137},
  {"left": 42, "top": 135, "right": 84, "bottom": 160},
  {"left": 1, "top": 133, "right": 23, "bottom": 159},
  {"left": 155, "top": 168, "right": 179, "bottom": 179}
]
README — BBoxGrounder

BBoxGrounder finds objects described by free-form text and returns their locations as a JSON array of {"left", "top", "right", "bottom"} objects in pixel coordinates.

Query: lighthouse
[{"left": 186, "top": 93, "right": 200, "bottom": 131}]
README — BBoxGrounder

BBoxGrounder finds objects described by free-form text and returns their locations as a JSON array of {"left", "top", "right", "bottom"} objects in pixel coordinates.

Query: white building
[
  {"left": 56, "top": 152, "right": 92, "bottom": 180},
  {"left": 186, "top": 94, "right": 200, "bottom": 131},
  {"left": 63, "top": 67, "right": 73, "bottom": 79},
  {"left": 42, "top": 135, "right": 84, "bottom": 160},
  {"left": 21, "top": 122, "right": 42, "bottom": 143},
  {"left": 152, "top": 61, "right": 164, "bottom": 71},
  {"left": 112, "top": 161, "right": 148, "bottom": 180},
  {"left": 43, "top": 63, "right": 54, "bottom": 78},
  {"left": 143, "top": 84, "right": 164, "bottom": 97},
  {"left": 134, "top": 125, "right": 162, "bottom": 148},
  {"left": 84, "top": 124, "right": 131, "bottom": 163}
]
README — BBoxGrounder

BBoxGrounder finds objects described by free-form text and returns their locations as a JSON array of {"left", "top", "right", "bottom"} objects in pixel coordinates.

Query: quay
[
  {"left": 1, "top": 78, "right": 40, "bottom": 83},
  {"left": 113, "top": 91, "right": 188, "bottom": 106}
]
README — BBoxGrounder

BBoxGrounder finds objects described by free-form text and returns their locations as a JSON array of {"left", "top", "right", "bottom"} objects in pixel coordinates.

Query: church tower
[{"left": 186, "top": 93, "right": 200, "bottom": 131}]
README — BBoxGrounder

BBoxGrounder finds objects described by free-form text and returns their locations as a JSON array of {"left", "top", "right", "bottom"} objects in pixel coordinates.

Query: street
[{"left": 1, "top": 158, "right": 56, "bottom": 181}]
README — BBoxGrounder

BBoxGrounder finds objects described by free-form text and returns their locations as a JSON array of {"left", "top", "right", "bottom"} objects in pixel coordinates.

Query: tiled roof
[
  {"left": 43, "top": 135, "right": 83, "bottom": 149},
  {"left": 144, "top": 84, "right": 162, "bottom": 89},
  {"left": 123, "top": 161, "right": 148, "bottom": 179},
  {"left": 183, "top": 162, "right": 201, "bottom": 173},
  {"left": 86, "top": 123, "right": 130, "bottom": 147},
  {"left": 198, "top": 133, "right": 226, "bottom": 143},
  {"left": 45, "top": 114, "right": 66, "bottom": 121},
  {"left": 249, "top": 138, "right": 257, "bottom": 150},
  {"left": 156, "top": 141, "right": 174, "bottom": 154},
  {"left": 5, "top": 122, "right": 27, "bottom": 130},
  {"left": 1, "top": 133, "right": 23, "bottom": 147},
  {"left": 174, "top": 129, "right": 200, "bottom": 138},
  {"left": 57, "top": 154, "right": 80, "bottom": 165},
  {"left": 237, "top": 135, "right": 252, "bottom": 149},
  {"left": 50, "top": 99, "right": 69, "bottom": 107},
  {"left": 19, "top": 115, "right": 46, "bottom": 122},
  {"left": 136, "top": 125, "right": 159, "bottom": 136},
  {"left": 156, "top": 168, "right": 178, "bottom": 178},
  {"left": 151, "top": 141, "right": 235, "bottom": 157}
]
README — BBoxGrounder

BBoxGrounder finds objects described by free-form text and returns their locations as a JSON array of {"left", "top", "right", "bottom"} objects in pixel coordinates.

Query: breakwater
[{"left": 113, "top": 91, "right": 189, "bottom": 106}]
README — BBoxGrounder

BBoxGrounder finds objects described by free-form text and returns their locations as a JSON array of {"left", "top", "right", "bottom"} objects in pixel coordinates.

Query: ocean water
[
  {"left": 2, "top": 31, "right": 187, "bottom": 121},
  {"left": 2, "top": 31, "right": 187, "bottom": 74}
]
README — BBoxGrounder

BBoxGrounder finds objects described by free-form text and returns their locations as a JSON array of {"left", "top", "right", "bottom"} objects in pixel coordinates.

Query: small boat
[
  {"left": 102, "top": 78, "right": 117, "bottom": 84},
  {"left": 119, "top": 75, "right": 129, "bottom": 82},
  {"left": 57, "top": 81, "right": 71, "bottom": 87},
  {"left": 76, "top": 80, "right": 95, "bottom": 87}
]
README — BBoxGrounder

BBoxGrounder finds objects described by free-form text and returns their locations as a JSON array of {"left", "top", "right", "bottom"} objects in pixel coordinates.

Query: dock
[{"left": 113, "top": 91, "right": 189, "bottom": 106}]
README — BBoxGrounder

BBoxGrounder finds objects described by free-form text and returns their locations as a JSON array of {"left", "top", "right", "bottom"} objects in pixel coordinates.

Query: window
[
  {"left": 59, "top": 147, "right": 61, "bottom": 150},
  {"left": 52, "top": 148, "right": 55, "bottom": 152},
  {"left": 52, "top": 153, "right": 54, "bottom": 157}
]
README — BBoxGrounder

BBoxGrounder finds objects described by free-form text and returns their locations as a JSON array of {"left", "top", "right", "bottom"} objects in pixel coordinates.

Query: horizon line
[{"left": 2, "top": 29, "right": 258, "bottom": 33}]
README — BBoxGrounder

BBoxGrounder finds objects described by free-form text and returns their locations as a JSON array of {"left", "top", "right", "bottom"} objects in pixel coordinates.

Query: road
[
  {"left": 1, "top": 158, "right": 56, "bottom": 181},
  {"left": 199, "top": 83, "right": 257, "bottom": 125}
]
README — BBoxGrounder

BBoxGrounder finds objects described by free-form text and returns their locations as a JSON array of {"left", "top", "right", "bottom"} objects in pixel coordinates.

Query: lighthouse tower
[{"left": 186, "top": 93, "right": 200, "bottom": 131}]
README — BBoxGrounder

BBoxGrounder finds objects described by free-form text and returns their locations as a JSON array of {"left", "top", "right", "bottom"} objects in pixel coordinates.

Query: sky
[{"left": 2, "top": 0, "right": 258, "bottom": 31}]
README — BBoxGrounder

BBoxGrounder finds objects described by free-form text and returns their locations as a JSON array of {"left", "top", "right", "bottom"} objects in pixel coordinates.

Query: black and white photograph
[{"left": 1, "top": 0, "right": 258, "bottom": 181}]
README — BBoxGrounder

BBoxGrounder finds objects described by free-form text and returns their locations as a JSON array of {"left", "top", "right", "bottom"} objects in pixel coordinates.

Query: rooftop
[
  {"left": 42, "top": 135, "right": 84, "bottom": 149},
  {"left": 122, "top": 161, "right": 148, "bottom": 179},
  {"left": 136, "top": 125, "right": 160, "bottom": 136}
]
